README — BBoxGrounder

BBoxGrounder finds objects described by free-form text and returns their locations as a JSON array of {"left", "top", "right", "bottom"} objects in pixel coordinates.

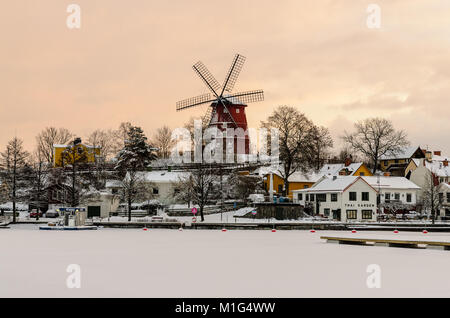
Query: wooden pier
[{"left": 321, "top": 236, "right": 450, "bottom": 250}]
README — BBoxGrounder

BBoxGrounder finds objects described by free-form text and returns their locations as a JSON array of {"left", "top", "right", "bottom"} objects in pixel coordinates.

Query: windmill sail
[
  {"left": 193, "top": 61, "right": 222, "bottom": 96},
  {"left": 176, "top": 93, "right": 214, "bottom": 111},
  {"left": 221, "top": 54, "right": 246, "bottom": 94}
]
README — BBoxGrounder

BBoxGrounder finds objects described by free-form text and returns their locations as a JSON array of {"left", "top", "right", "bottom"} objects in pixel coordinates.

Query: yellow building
[
  {"left": 379, "top": 146, "right": 425, "bottom": 176},
  {"left": 53, "top": 138, "right": 101, "bottom": 167}
]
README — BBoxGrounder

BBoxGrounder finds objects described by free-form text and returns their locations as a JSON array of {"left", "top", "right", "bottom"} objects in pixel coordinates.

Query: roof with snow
[
  {"left": 424, "top": 160, "right": 450, "bottom": 178},
  {"left": 319, "top": 162, "right": 364, "bottom": 176},
  {"left": 362, "top": 176, "right": 420, "bottom": 190},
  {"left": 105, "top": 180, "right": 122, "bottom": 188},
  {"left": 301, "top": 176, "right": 373, "bottom": 193},
  {"left": 136, "top": 171, "right": 190, "bottom": 183},
  {"left": 440, "top": 183, "right": 450, "bottom": 191},
  {"left": 380, "top": 146, "right": 423, "bottom": 160}
]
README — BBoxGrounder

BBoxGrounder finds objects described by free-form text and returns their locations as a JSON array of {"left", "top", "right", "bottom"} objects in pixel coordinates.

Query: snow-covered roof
[
  {"left": 440, "top": 183, "right": 450, "bottom": 191},
  {"left": 256, "top": 162, "right": 364, "bottom": 183},
  {"left": 319, "top": 162, "right": 364, "bottom": 176},
  {"left": 380, "top": 146, "right": 422, "bottom": 160},
  {"left": 105, "top": 180, "right": 122, "bottom": 188},
  {"left": 287, "top": 171, "right": 322, "bottom": 183},
  {"left": 362, "top": 176, "right": 420, "bottom": 190},
  {"left": 304, "top": 176, "right": 363, "bottom": 192},
  {"left": 136, "top": 171, "right": 190, "bottom": 183},
  {"left": 424, "top": 160, "right": 450, "bottom": 178},
  {"left": 431, "top": 154, "right": 450, "bottom": 162}
]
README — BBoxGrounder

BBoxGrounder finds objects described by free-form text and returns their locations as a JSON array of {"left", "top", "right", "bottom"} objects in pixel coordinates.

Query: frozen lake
[{"left": 2, "top": 224, "right": 450, "bottom": 297}]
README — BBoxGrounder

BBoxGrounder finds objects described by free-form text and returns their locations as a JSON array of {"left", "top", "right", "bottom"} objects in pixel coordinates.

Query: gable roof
[
  {"left": 362, "top": 176, "right": 421, "bottom": 190},
  {"left": 319, "top": 162, "right": 364, "bottom": 176},
  {"left": 305, "top": 176, "right": 377, "bottom": 193},
  {"left": 136, "top": 171, "right": 190, "bottom": 183},
  {"left": 424, "top": 160, "right": 450, "bottom": 178},
  {"left": 380, "top": 146, "right": 423, "bottom": 160}
]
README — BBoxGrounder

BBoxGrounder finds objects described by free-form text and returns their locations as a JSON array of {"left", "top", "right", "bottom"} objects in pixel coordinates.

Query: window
[
  {"left": 324, "top": 208, "right": 330, "bottom": 216},
  {"left": 278, "top": 185, "right": 283, "bottom": 194},
  {"left": 362, "top": 210, "right": 373, "bottom": 219},
  {"left": 303, "top": 185, "right": 309, "bottom": 189},
  {"left": 310, "top": 194, "right": 315, "bottom": 202},
  {"left": 447, "top": 193, "right": 450, "bottom": 203},
  {"left": 152, "top": 187, "right": 159, "bottom": 195},
  {"left": 349, "top": 192, "right": 357, "bottom": 201},
  {"left": 317, "top": 194, "right": 326, "bottom": 202},
  {"left": 359, "top": 172, "right": 365, "bottom": 176},
  {"left": 362, "top": 192, "right": 369, "bottom": 201},
  {"left": 439, "top": 193, "right": 444, "bottom": 204},
  {"left": 385, "top": 193, "right": 391, "bottom": 201},
  {"left": 394, "top": 193, "right": 400, "bottom": 200},
  {"left": 346, "top": 210, "right": 357, "bottom": 219},
  {"left": 406, "top": 193, "right": 412, "bottom": 203},
  {"left": 297, "top": 193, "right": 303, "bottom": 201},
  {"left": 331, "top": 193, "right": 338, "bottom": 202},
  {"left": 306, "top": 194, "right": 309, "bottom": 201}
]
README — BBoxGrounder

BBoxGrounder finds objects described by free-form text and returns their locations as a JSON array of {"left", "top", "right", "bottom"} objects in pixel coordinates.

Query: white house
[
  {"left": 134, "top": 170, "right": 190, "bottom": 205},
  {"left": 293, "top": 176, "right": 378, "bottom": 222},
  {"left": 439, "top": 183, "right": 450, "bottom": 218}
]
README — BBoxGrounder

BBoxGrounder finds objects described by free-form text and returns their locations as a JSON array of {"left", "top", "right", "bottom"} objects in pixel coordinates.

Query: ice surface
[{"left": 2, "top": 225, "right": 450, "bottom": 297}]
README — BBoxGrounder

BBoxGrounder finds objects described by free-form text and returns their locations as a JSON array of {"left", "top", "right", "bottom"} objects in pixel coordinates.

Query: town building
[
  {"left": 293, "top": 176, "right": 378, "bottom": 222},
  {"left": 362, "top": 176, "right": 420, "bottom": 213},
  {"left": 379, "top": 146, "right": 425, "bottom": 176},
  {"left": 260, "top": 159, "right": 372, "bottom": 200},
  {"left": 53, "top": 138, "right": 101, "bottom": 167},
  {"left": 130, "top": 170, "right": 190, "bottom": 205},
  {"left": 439, "top": 183, "right": 450, "bottom": 219}
]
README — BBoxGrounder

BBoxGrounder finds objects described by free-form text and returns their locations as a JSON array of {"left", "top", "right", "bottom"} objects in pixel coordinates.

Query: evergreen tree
[{"left": 115, "top": 125, "right": 157, "bottom": 221}]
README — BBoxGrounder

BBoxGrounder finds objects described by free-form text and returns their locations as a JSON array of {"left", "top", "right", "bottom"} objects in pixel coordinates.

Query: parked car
[
  {"left": 45, "top": 210, "right": 60, "bottom": 218},
  {"left": 29, "top": 210, "right": 43, "bottom": 218}
]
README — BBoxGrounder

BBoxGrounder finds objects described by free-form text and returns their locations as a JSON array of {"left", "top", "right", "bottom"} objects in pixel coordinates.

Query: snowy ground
[{"left": 2, "top": 225, "right": 450, "bottom": 297}]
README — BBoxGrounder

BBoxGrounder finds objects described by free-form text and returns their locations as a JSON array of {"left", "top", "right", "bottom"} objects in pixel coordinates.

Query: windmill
[{"left": 176, "top": 54, "right": 264, "bottom": 155}]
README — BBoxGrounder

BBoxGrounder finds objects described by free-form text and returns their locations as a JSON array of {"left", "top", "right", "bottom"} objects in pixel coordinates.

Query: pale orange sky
[{"left": 1, "top": 0, "right": 449, "bottom": 155}]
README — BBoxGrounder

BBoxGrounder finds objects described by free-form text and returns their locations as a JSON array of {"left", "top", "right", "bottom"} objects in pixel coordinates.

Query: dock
[{"left": 321, "top": 236, "right": 450, "bottom": 250}]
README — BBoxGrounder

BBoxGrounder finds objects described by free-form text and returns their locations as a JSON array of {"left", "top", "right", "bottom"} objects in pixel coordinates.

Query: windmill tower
[{"left": 176, "top": 54, "right": 264, "bottom": 155}]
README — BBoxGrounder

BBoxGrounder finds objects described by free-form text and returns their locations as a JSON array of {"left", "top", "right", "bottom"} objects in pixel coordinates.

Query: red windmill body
[{"left": 176, "top": 54, "right": 264, "bottom": 156}]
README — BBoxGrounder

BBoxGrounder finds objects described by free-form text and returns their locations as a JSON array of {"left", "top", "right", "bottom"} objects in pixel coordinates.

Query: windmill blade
[
  {"left": 202, "top": 106, "right": 215, "bottom": 126},
  {"left": 193, "top": 61, "right": 222, "bottom": 96},
  {"left": 227, "top": 90, "right": 264, "bottom": 105},
  {"left": 221, "top": 54, "right": 246, "bottom": 95},
  {"left": 176, "top": 93, "right": 215, "bottom": 111}
]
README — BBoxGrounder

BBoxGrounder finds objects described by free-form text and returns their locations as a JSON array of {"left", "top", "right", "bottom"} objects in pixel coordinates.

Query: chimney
[
  {"left": 333, "top": 176, "right": 337, "bottom": 181},
  {"left": 425, "top": 151, "right": 432, "bottom": 162},
  {"left": 434, "top": 151, "right": 442, "bottom": 156},
  {"left": 344, "top": 157, "right": 352, "bottom": 167},
  {"left": 444, "top": 160, "right": 449, "bottom": 167},
  {"left": 339, "top": 170, "right": 347, "bottom": 176},
  {"left": 73, "top": 137, "right": 82, "bottom": 145},
  {"left": 383, "top": 172, "right": 391, "bottom": 177}
]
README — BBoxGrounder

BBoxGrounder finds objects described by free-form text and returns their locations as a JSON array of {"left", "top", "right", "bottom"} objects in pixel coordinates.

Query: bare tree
[
  {"left": 0, "top": 138, "right": 30, "bottom": 223},
  {"left": 261, "top": 106, "right": 316, "bottom": 197},
  {"left": 311, "top": 126, "right": 333, "bottom": 170},
  {"left": 175, "top": 164, "right": 217, "bottom": 222},
  {"left": 152, "top": 126, "right": 175, "bottom": 159},
  {"left": 36, "top": 127, "right": 74, "bottom": 165},
  {"left": 343, "top": 117, "right": 409, "bottom": 174},
  {"left": 29, "top": 148, "right": 49, "bottom": 220},
  {"left": 110, "top": 122, "right": 133, "bottom": 156},
  {"left": 86, "top": 129, "right": 116, "bottom": 161}
]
